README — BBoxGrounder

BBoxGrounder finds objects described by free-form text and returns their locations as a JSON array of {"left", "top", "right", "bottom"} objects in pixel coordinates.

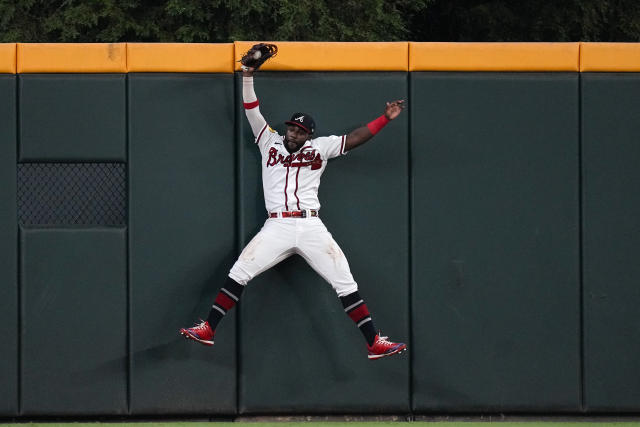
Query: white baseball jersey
[{"left": 254, "top": 124, "right": 347, "bottom": 213}]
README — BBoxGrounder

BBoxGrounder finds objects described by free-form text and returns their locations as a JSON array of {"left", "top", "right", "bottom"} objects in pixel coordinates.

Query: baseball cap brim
[{"left": 285, "top": 121, "right": 312, "bottom": 134}]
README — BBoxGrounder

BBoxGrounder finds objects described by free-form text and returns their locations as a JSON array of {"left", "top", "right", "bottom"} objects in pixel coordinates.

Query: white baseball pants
[{"left": 229, "top": 216, "right": 358, "bottom": 297}]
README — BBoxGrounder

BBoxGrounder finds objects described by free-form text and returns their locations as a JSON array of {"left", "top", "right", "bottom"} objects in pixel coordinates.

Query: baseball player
[{"left": 180, "top": 65, "right": 406, "bottom": 360}]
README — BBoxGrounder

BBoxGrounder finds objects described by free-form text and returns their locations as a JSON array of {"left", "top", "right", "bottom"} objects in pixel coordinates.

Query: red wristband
[{"left": 366, "top": 114, "right": 390, "bottom": 135}]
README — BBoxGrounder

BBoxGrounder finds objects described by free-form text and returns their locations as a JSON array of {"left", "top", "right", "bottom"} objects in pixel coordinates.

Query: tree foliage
[
  {"left": 0, "top": 0, "right": 431, "bottom": 42},
  {"left": 410, "top": 0, "right": 640, "bottom": 42},
  {"left": 1, "top": 0, "right": 639, "bottom": 43}
]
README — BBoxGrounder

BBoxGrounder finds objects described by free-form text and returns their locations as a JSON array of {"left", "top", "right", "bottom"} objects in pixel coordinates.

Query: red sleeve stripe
[
  {"left": 244, "top": 100, "right": 259, "bottom": 109},
  {"left": 340, "top": 135, "right": 346, "bottom": 154},
  {"left": 256, "top": 124, "right": 268, "bottom": 145}
]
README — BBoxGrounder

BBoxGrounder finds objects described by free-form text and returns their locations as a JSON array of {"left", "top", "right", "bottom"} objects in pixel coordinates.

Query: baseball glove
[{"left": 239, "top": 43, "right": 278, "bottom": 70}]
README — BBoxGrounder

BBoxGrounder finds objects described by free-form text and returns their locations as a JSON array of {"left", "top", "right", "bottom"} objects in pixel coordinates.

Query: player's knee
[
  {"left": 228, "top": 267, "right": 251, "bottom": 286},
  {"left": 335, "top": 283, "right": 358, "bottom": 298}
]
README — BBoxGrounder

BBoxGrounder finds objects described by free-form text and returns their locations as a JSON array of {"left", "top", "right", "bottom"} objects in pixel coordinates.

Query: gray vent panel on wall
[{"left": 18, "top": 163, "right": 126, "bottom": 227}]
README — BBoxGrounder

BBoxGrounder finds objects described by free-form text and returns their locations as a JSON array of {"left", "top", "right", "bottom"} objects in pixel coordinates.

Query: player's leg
[
  {"left": 205, "top": 223, "right": 296, "bottom": 331},
  {"left": 179, "top": 275, "right": 242, "bottom": 346},
  {"left": 296, "top": 218, "right": 406, "bottom": 359},
  {"left": 180, "top": 219, "right": 295, "bottom": 345}
]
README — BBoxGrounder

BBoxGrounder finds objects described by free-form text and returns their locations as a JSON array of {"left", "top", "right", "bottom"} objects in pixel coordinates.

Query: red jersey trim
[
  {"left": 284, "top": 165, "right": 290, "bottom": 210},
  {"left": 294, "top": 166, "right": 301, "bottom": 210},
  {"left": 256, "top": 124, "right": 268, "bottom": 145},
  {"left": 244, "top": 100, "right": 259, "bottom": 109}
]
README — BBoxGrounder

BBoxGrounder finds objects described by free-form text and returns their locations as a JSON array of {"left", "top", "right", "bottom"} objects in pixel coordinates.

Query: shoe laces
[
  {"left": 191, "top": 319, "right": 209, "bottom": 332},
  {"left": 378, "top": 335, "right": 391, "bottom": 343},
  {"left": 375, "top": 332, "right": 396, "bottom": 349}
]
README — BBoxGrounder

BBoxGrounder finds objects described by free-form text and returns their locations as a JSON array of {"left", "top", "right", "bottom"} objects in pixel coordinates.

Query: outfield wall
[{"left": 0, "top": 42, "right": 639, "bottom": 416}]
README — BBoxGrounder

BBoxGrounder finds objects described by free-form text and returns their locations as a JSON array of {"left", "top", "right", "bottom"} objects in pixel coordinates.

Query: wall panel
[
  {"left": 0, "top": 75, "right": 17, "bottom": 415},
  {"left": 582, "top": 73, "right": 640, "bottom": 411},
  {"left": 237, "top": 72, "right": 410, "bottom": 413},
  {"left": 129, "top": 73, "right": 236, "bottom": 414},
  {"left": 20, "top": 228, "right": 127, "bottom": 415},
  {"left": 19, "top": 74, "right": 126, "bottom": 161},
  {"left": 411, "top": 72, "right": 580, "bottom": 412}
]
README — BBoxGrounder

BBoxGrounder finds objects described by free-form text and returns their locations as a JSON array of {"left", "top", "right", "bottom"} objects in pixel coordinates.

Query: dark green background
[
  {"left": 3, "top": 70, "right": 639, "bottom": 415},
  {"left": 0, "top": 75, "right": 17, "bottom": 416},
  {"left": 582, "top": 73, "right": 640, "bottom": 411},
  {"left": 19, "top": 74, "right": 126, "bottom": 162},
  {"left": 411, "top": 73, "right": 580, "bottom": 412},
  {"left": 128, "top": 74, "right": 236, "bottom": 414},
  {"left": 20, "top": 228, "right": 127, "bottom": 415}
]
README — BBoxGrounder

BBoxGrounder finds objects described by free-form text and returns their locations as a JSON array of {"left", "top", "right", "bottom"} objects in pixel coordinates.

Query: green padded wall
[
  {"left": 411, "top": 73, "right": 580, "bottom": 412},
  {"left": 129, "top": 74, "right": 236, "bottom": 414},
  {"left": 19, "top": 74, "right": 126, "bottom": 161},
  {"left": 237, "top": 72, "right": 410, "bottom": 413},
  {"left": 0, "top": 75, "right": 17, "bottom": 416},
  {"left": 582, "top": 73, "right": 640, "bottom": 411},
  {"left": 20, "top": 228, "right": 127, "bottom": 415}
]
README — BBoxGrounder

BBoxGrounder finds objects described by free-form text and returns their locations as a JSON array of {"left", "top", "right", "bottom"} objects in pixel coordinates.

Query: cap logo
[{"left": 295, "top": 115, "right": 305, "bottom": 122}]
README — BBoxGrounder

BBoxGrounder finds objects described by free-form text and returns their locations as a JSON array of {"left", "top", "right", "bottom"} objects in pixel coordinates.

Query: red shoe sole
[
  {"left": 179, "top": 329, "right": 214, "bottom": 346},
  {"left": 368, "top": 344, "right": 407, "bottom": 360}
]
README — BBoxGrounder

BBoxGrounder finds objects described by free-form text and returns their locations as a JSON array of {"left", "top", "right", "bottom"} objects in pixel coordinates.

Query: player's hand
[
  {"left": 242, "top": 65, "right": 255, "bottom": 77},
  {"left": 384, "top": 100, "right": 405, "bottom": 120}
]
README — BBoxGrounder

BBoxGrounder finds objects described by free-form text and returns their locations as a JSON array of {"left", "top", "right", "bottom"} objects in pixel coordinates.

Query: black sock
[
  {"left": 340, "top": 290, "right": 377, "bottom": 346},
  {"left": 207, "top": 276, "right": 245, "bottom": 331}
]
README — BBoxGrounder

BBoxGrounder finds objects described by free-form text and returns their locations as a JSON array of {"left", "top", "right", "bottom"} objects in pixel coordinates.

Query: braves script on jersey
[{"left": 256, "top": 123, "right": 347, "bottom": 212}]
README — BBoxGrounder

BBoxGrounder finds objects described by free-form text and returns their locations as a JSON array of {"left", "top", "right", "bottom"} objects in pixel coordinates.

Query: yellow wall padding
[
  {"left": 127, "top": 43, "right": 234, "bottom": 73},
  {"left": 580, "top": 42, "right": 640, "bottom": 72},
  {"left": 10, "top": 42, "right": 640, "bottom": 73},
  {"left": 410, "top": 42, "right": 580, "bottom": 71},
  {"left": 17, "top": 43, "right": 127, "bottom": 73},
  {"left": 0, "top": 43, "right": 16, "bottom": 73},
  {"left": 234, "top": 41, "right": 409, "bottom": 71}
]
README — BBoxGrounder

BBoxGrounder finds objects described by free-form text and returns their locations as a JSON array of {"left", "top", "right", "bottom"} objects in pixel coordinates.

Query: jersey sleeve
[
  {"left": 244, "top": 104, "right": 268, "bottom": 138},
  {"left": 315, "top": 135, "right": 348, "bottom": 159},
  {"left": 242, "top": 75, "right": 275, "bottom": 153}
]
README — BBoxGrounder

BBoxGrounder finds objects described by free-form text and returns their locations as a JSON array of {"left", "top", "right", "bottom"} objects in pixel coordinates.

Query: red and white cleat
[
  {"left": 367, "top": 333, "right": 407, "bottom": 360},
  {"left": 179, "top": 320, "right": 215, "bottom": 346}
]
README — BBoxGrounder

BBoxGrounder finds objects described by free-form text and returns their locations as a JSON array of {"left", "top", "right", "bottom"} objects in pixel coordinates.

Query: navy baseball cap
[{"left": 285, "top": 112, "right": 315, "bottom": 134}]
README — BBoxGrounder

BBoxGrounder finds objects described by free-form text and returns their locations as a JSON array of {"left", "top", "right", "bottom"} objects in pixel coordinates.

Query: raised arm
[
  {"left": 242, "top": 66, "right": 268, "bottom": 137},
  {"left": 344, "top": 100, "right": 405, "bottom": 152}
]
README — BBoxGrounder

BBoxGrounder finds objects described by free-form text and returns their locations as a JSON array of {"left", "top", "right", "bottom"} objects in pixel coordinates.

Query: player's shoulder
[
  {"left": 310, "top": 134, "right": 342, "bottom": 144},
  {"left": 262, "top": 124, "right": 279, "bottom": 136},
  {"left": 264, "top": 127, "right": 284, "bottom": 145},
  {"left": 309, "top": 134, "right": 347, "bottom": 157},
  {"left": 261, "top": 124, "right": 282, "bottom": 141}
]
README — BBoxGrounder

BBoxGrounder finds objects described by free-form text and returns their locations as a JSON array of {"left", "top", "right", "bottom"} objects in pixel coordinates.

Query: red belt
[{"left": 270, "top": 210, "right": 318, "bottom": 218}]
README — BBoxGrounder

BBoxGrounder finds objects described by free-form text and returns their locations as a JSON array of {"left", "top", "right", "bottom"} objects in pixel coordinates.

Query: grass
[{"left": 4, "top": 422, "right": 640, "bottom": 427}]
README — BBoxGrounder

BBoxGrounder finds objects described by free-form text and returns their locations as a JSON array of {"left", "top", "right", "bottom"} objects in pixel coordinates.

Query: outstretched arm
[
  {"left": 344, "top": 100, "right": 405, "bottom": 152},
  {"left": 242, "top": 66, "right": 268, "bottom": 137}
]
